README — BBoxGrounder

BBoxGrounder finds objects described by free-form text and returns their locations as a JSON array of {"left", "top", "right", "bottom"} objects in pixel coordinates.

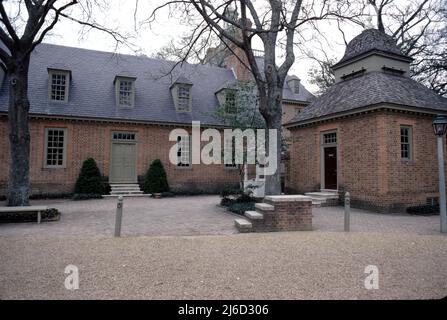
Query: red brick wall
[
  {"left": 0, "top": 117, "right": 240, "bottom": 195},
  {"left": 287, "top": 111, "right": 446, "bottom": 212}
]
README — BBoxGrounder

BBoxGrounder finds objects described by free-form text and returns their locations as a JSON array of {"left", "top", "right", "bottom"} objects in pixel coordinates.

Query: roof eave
[
  {"left": 332, "top": 50, "right": 413, "bottom": 70},
  {"left": 285, "top": 103, "right": 447, "bottom": 128}
]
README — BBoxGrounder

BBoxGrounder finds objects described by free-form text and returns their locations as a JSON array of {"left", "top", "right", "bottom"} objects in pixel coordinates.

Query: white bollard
[
  {"left": 114, "top": 196, "right": 123, "bottom": 237},
  {"left": 344, "top": 192, "right": 350, "bottom": 232}
]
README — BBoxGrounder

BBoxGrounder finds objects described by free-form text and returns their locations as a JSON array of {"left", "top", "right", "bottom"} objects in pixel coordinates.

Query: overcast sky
[{"left": 42, "top": 0, "right": 368, "bottom": 94}]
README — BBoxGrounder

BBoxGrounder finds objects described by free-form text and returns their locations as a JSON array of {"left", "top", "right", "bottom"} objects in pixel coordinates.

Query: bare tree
[
  {"left": 0, "top": 0, "right": 128, "bottom": 206},
  {"left": 147, "top": 0, "right": 360, "bottom": 195}
]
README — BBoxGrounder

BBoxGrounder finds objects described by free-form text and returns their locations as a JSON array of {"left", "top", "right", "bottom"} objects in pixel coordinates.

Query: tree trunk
[
  {"left": 263, "top": 89, "right": 283, "bottom": 196},
  {"left": 7, "top": 54, "right": 31, "bottom": 206}
]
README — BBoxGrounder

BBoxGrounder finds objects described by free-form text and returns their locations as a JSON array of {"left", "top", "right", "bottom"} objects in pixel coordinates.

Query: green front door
[{"left": 111, "top": 143, "right": 137, "bottom": 183}]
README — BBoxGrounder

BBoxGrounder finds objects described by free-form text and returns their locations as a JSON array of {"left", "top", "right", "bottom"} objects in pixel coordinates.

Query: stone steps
[
  {"left": 109, "top": 183, "right": 146, "bottom": 196},
  {"left": 234, "top": 218, "right": 252, "bottom": 232}
]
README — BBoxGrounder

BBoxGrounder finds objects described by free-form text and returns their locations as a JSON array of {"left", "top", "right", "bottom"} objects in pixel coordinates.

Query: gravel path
[
  {"left": 1, "top": 196, "right": 446, "bottom": 299},
  {"left": 1, "top": 232, "right": 446, "bottom": 299}
]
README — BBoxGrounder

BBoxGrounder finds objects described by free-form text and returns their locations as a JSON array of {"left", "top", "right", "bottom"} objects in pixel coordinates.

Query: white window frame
[
  {"left": 44, "top": 128, "right": 67, "bottom": 168},
  {"left": 48, "top": 70, "right": 70, "bottom": 103},
  {"left": 115, "top": 77, "right": 136, "bottom": 108},
  {"left": 177, "top": 86, "right": 191, "bottom": 112},
  {"left": 400, "top": 125, "right": 413, "bottom": 161},
  {"left": 176, "top": 135, "right": 191, "bottom": 168}
]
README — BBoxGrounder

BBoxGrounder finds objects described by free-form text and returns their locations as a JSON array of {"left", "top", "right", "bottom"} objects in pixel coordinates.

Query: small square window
[{"left": 323, "top": 132, "right": 337, "bottom": 145}]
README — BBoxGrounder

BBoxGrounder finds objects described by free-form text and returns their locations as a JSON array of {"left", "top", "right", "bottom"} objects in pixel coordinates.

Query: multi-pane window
[
  {"left": 178, "top": 87, "right": 191, "bottom": 111},
  {"left": 49, "top": 71, "right": 69, "bottom": 102},
  {"left": 177, "top": 135, "right": 191, "bottom": 167},
  {"left": 401, "top": 126, "right": 412, "bottom": 160},
  {"left": 323, "top": 132, "right": 337, "bottom": 144},
  {"left": 116, "top": 78, "right": 135, "bottom": 107},
  {"left": 294, "top": 81, "right": 300, "bottom": 94},
  {"left": 225, "top": 91, "right": 236, "bottom": 114},
  {"left": 112, "top": 132, "right": 136, "bottom": 141},
  {"left": 119, "top": 80, "right": 133, "bottom": 106},
  {"left": 45, "top": 128, "right": 66, "bottom": 167}
]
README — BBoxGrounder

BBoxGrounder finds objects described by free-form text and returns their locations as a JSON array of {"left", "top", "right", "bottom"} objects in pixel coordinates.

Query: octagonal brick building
[{"left": 285, "top": 29, "right": 447, "bottom": 212}]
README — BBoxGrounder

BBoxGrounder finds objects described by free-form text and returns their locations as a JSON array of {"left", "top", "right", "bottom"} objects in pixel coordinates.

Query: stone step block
[
  {"left": 245, "top": 211, "right": 264, "bottom": 220},
  {"left": 235, "top": 218, "right": 252, "bottom": 233},
  {"left": 255, "top": 203, "right": 275, "bottom": 211}
]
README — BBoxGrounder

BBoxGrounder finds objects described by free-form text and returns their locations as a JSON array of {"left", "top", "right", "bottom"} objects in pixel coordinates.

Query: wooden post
[
  {"left": 344, "top": 192, "right": 350, "bottom": 232},
  {"left": 114, "top": 196, "right": 123, "bottom": 237}
]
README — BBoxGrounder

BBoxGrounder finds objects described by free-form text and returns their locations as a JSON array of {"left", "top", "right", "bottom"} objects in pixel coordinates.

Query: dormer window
[
  {"left": 170, "top": 75, "right": 193, "bottom": 113},
  {"left": 288, "top": 78, "right": 300, "bottom": 94},
  {"left": 225, "top": 90, "right": 236, "bottom": 114},
  {"left": 115, "top": 76, "right": 136, "bottom": 108},
  {"left": 178, "top": 86, "right": 191, "bottom": 111},
  {"left": 48, "top": 69, "right": 70, "bottom": 102}
]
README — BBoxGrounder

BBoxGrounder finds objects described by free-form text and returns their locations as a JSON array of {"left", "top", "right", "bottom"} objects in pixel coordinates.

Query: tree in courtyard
[
  {"left": 0, "top": 1, "right": 128, "bottom": 206},
  {"left": 146, "top": 0, "right": 361, "bottom": 195}
]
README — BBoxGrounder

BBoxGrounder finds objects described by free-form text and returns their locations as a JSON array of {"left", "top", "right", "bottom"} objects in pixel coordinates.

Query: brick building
[
  {"left": 0, "top": 42, "right": 312, "bottom": 196},
  {"left": 285, "top": 29, "right": 447, "bottom": 212}
]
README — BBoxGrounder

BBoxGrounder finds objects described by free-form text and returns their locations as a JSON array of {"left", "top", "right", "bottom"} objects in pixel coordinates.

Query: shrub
[
  {"left": 228, "top": 202, "right": 256, "bottom": 215},
  {"left": 143, "top": 159, "right": 170, "bottom": 194},
  {"left": 74, "top": 158, "right": 104, "bottom": 196},
  {"left": 406, "top": 204, "right": 440, "bottom": 215},
  {"left": 72, "top": 193, "right": 103, "bottom": 201},
  {"left": 220, "top": 186, "right": 243, "bottom": 199},
  {"left": 0, "top": 208, "right": 60, "bottom": 223}
]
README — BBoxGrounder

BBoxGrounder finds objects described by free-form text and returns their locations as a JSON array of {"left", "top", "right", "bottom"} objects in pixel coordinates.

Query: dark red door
[{"left": 324, "top": 147, "right": 337, "bottom": 190}]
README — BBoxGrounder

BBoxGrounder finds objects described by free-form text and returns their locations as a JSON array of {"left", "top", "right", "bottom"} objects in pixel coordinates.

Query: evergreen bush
[
  {"left": 143, "top": 159, "right": 170, "bottom": 194},
  {"left": 73, "top": 158, "right": 104, "bottom": 198}
]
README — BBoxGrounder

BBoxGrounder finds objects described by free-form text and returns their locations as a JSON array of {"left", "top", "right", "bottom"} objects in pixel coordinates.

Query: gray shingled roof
[
  {"left": 0, "top": 43, "right": 238, "bottom": 126},
  {"left": 334, "top": 29, "right": 410, "bottom": 67},
  {"left": 287, "top": 71, "right": 447, "bottom": 126}
]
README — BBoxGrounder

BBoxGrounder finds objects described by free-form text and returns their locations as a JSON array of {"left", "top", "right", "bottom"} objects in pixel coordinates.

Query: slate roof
[
  {"left": 334, "top": 29, "right": 411, "bottom": 67},
  {"left": 287, "top": 71, "right": 447, "bottom": 126},
  {"left": 0, "top": 43, "right": 238, "bottom": 126}
]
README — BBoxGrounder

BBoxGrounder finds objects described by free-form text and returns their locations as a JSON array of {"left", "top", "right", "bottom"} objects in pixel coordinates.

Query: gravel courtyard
[{"left": 0, "top": 196, "right": 446, "bottom": 299}]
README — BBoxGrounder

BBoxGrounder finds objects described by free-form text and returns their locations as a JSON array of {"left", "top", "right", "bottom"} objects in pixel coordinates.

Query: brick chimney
[{"left": 224, "top": 18, "right": 254, "bottom": 82}]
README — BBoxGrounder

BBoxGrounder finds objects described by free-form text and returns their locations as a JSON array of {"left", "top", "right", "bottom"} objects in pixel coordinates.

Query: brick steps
[{"left": 235, "top": 195, "right": 313, "bottom": 233}]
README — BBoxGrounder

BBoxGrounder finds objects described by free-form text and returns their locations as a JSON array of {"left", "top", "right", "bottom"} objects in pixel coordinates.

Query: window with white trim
[
  {"left": 400, "top": 126, "right": 412, "bottom": 160},
  {"left": 323, "top": 132, "right": 337, "bottom": 144},
  {"left": 178, "top": 87, "right": 191, "bottom": 111},
  {"left": 49, "top": 70, "right": 70, "bottom": 102},
  {"left": 115, "top": 77, "right": 135, "bottom": 107},
  {"left": 45, "top": 128, "right": 66, "bottom": 168},
  {"left": 177, "top": 135, "right": 191, "bottom": 167}
]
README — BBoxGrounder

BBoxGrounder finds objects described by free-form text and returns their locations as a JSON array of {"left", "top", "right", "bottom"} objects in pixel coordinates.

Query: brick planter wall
[{"left": 236, "top": 195, "right": 313, "bottom": 233}]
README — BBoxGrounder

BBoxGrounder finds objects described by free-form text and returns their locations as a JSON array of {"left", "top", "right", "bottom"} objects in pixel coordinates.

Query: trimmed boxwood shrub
[
  {"left": 406, "top": 204, "right": 440, "bottom": 215},
  {"left": 228, "top": 202, "right": 256, "bottom": 215},
  {"left": 143, "top": 159, "right": 170, "bottom": 194},
  {"left": 73, "top": 158, "right": 104, "bottom": 199}
]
